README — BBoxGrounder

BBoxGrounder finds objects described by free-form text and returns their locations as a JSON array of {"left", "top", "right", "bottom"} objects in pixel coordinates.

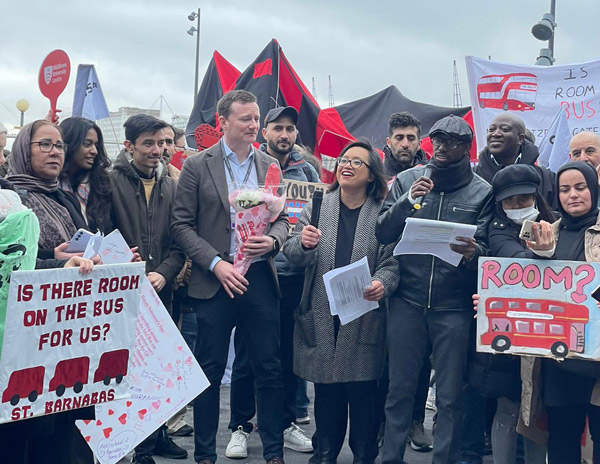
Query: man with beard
[
  {"left": 384, "top": 112, "right": 426, "bottom": 179},
  {"left": 224, "top": 107, "right": 317, "bottom": 459},
  {"left": 381, "top": 111, "right": 433, "bottom": 454},
  {"left": 376, "top": 115, "right": 494, "bottom": 464},
  {"left": 475, "top": 113, "right": 555, "bottom": 207}
]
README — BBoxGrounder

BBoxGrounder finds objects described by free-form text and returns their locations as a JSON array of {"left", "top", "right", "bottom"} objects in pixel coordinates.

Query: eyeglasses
[
  {"left": 430, "top": 136, "right": 463, "bottom": 149},
  {"left": 31, "top": 141, "right": 67, "bottom": 153},
  {"left": 337, "top": 157, "right": 371, "bottom": 169}
]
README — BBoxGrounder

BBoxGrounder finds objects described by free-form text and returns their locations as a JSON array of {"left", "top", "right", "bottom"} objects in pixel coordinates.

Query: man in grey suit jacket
[{"left": 171, "top": 90, "right": 289, "bottom": 464}]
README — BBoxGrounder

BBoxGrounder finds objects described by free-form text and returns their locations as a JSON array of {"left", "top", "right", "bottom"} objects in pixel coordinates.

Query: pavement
[{"left": 117, "top": 384, "right": 493, "bottom": 464}]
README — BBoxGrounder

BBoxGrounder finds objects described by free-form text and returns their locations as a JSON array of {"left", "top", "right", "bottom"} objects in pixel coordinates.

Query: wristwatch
[{"left": 270, "top": 236, "right": 280, "bottom": 253}]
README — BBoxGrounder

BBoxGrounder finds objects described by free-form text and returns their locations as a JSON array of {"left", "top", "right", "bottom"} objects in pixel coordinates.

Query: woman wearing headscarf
[
  {"left": 6, "top": 120, "right": 87, "bottom": 260},
  {"left": 285, "top": 140, "right": 399, "bottom": 464},
  {"left": 525, "top": 161, "right": 600, "bottom": 464},
  {"left": 470, "top": 164, "right": 552, "bottom": 464},
  {"left": 59, "top": 117, "right": 112, "bottom": 234}
]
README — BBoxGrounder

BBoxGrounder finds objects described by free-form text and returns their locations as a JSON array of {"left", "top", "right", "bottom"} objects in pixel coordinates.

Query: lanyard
[{"left": 224, "top": 153, "right": 254, "bottom": 190}]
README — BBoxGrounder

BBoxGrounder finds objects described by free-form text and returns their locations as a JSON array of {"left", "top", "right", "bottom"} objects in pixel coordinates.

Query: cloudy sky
[{"left": 1, "top": 0, "right": 599, "bottom": 131}]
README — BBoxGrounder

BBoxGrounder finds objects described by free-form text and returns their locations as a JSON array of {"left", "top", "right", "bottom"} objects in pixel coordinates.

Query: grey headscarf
[{"left": 6, "top": 121, "right": 77, "bottom": 249}]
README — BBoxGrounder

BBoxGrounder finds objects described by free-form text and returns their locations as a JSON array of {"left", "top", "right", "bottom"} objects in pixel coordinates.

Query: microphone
[
  {"left": 310, "top": 190, "right": 323, "bottom": 227},
  {"left": 413, "top": 164, "right": 436, "bottom": 210}
]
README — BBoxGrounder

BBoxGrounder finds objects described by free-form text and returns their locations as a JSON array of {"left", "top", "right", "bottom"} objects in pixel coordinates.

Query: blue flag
[{"left": 72, "top": 64, "right": 109, "bottom": 120}]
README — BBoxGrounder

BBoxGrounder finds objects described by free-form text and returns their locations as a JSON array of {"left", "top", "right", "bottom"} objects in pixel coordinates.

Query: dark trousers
[
  {"left": 461, "top": 384, "right": 485, "bottom": 462},
  {"left": 382, "top": 298, "right": 472, "bottom": 464},
  {"left": 192, "top": 262, "right": 283, "bottom": 463},
  {"left": 546, "top": 403, "right": 600, "bottom": 464},
  {"left": 228, "top": 274, "right": 303, "bottom": 432},
  {"left": 314, "top": 381, "right": 378, "bottom": 464}
]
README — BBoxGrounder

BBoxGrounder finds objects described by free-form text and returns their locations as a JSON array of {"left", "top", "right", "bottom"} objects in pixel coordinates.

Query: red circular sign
[{"left": 38, "top": 49, "right": 71, "bottom": 112}]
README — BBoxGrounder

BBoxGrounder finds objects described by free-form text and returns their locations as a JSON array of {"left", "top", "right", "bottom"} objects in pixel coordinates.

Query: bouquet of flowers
[{"left": 228, "top": 163, "right": 286, "bottom": 275}]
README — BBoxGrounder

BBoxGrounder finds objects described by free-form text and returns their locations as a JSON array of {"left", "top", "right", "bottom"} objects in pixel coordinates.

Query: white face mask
[{"left": 504, "top": 205, "right": 539, "bottom": 224}]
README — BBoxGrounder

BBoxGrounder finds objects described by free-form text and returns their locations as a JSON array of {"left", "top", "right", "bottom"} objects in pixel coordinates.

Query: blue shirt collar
[{"left": 222, "top": 139, "right": 254, "bottom": 165}]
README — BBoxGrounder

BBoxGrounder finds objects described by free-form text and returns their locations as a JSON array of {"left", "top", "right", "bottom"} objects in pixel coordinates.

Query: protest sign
[
  {"left": 477, "top": 257, "right": 600, "bottom": 359},
  {"left": 76, "top": 277, "right": 209, "bottom": 464},
  {"left": 466, "top": 56, "right": 600, "bottom": 155},
  {"left": 284, "top": 179, "right": 327, "bottom": 230},
  {"left": 38, "top": 49, "right": 71, "bottom": 121},
  {"left": 0, "top": 262, "right": 145, "bottom": 423}
]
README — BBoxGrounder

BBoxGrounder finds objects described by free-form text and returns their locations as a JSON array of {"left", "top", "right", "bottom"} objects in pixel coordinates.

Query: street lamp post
[
  {"left": 187, "top": 8, "right": 201, "bottom": 99},
  {"left": 16, "top": 99, "right": 29, "bottom": 128},
  {"left": 531, "top": 0, "right": 556, "bottom": 65}
]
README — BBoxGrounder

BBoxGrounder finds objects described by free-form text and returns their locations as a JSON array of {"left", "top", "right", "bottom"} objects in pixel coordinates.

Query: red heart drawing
[
  {"left": 151, "top": 400, "right": 161, "bottom": 410},
  {"left": 96, "top": 420, "right": 102, "bottom": 426},
  {"left": 103, "top": 427, "right": 113, "bottom": 438},
  {"left": 166, "top": 398, "right": 171, "bottom": 403},
  {"left": 166, "top": 379, "right": 175, "bottom": 388},
  {"left": 177, "top": 376, "right": 183, "bottom": 381},
  {"left": 163, "top": 363, "right": 172, "bottom": 372},
  {"left": 85, "top": 436, "right": 91, "bottom": 443},
  {"left": 126, "top": 401, "right": 133, "bottom": 407},
  {"left": 107, "top": 409, "right": 114, "bottom": 416},
  {"left": 82, "top": 420, "right": 92, "bottom": 425},
  {"left": 118, "top": 413, "right": 127, "bottom": 425},
  {"left": 138, "top": 409, "right": 147, "bottom": 420},
  {"left": 177, "top": 346, "right": 183, "bottom": 351}
]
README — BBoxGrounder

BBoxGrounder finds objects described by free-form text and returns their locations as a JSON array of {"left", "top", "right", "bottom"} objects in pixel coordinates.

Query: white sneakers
[
  {"left": 283, "top": 422, "right": 313, "bottom": 453},
  {"left": 226, "top": 422, "right": 312, "bottom": 458},
  {"left": 225, "top": 426, "right": 249, "bottom": 459}
]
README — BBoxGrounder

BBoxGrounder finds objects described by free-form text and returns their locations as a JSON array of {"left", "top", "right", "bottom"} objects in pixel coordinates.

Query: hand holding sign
[{"left": 38, "top": 50, "right": 71, "bottom": 123}]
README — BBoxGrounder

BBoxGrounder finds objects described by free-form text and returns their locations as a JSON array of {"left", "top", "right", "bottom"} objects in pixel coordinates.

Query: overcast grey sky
[{"left": 1, "top": 0, "right": 599, "bottom": 129}]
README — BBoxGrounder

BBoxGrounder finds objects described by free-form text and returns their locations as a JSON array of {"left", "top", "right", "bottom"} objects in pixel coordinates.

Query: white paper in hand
[
  {"left": 323, "top": 256, "right": 379, "bottom": 325},
  {"left": 82, "top": 232, "right": 103, "bottom": 259},
  {"left": 98, "top": 230, "right": 134, "bottom": 265}
]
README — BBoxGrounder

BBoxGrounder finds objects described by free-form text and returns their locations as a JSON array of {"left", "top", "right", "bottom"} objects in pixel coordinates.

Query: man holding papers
[{"left": 376, "top": 115, "right": 494, "bottom": 464}]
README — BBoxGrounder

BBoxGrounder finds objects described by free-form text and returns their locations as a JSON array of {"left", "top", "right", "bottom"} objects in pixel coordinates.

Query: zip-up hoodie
[{"left": 109, "top": 149, "right": 185, "bottom": 284}]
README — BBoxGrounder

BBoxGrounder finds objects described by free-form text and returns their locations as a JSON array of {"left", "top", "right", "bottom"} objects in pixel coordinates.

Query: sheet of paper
[
  {"left": 98, "top": 230, "right": 134, "bottom": 265},
  {"left": 393, "top": 217, "right": 477, "bottom": 267},
  {"left": 76, "top": 277, "right": 209, "bottom": 464},
  {"left": 323, "top": 256, "right": 378, "bottom": 325},
  {"left": 83, "top": 232, "right": 103, "bottom": 259}
]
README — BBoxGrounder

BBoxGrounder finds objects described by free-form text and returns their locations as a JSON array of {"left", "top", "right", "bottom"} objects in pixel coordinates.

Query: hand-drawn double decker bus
[
  {"left": 480, "top": 297, "right": 588, "bottom": 357},
  {"left": 477, "top": 73, "right": 538, "bottom": 112}
]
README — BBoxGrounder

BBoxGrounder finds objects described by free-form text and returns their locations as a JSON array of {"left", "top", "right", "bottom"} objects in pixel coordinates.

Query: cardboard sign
[
  {"left": 38, "top": 49, "right": 71, "bottom": 120},
  {"left": 0, "top": 262, "right": 145, "bottom": 423},
  {"left": 283, "top": 179, "right": 327, "bottom": 230},
  {"left": 477, "top": 257, "right": 600, "bottom": 360},
  {"left": 76, "top": 277, "right": 209, "bottom": 464}
]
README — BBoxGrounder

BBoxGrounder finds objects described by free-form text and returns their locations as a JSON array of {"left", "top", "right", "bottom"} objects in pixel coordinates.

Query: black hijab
[{"left": 555, "top": 161, "right": 599, "bottom": 261}]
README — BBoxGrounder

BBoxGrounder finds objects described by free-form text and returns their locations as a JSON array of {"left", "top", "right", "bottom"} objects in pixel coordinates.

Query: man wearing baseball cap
[{"left": 376, "top": 115, "right": 494, "bottom": 464}]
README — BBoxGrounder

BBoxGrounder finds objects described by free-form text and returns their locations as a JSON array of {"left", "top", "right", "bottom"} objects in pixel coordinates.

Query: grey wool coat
[{"left": 284, "top": 189, "right": 399, "bottom": 384}]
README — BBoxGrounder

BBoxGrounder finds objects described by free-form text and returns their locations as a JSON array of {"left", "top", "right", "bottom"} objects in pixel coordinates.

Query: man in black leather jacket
[{"left": 376, "top": 115, "right": 494, "bottom": 464}]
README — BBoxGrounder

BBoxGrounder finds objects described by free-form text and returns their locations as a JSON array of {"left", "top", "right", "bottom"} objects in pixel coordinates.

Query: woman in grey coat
[{"left": 285, "top": 140, "right": 399, "bottom": 464}]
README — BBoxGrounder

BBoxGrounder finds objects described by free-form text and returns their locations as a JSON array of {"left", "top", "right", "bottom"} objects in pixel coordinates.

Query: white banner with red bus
[
  {"left": 466, "top": 56, "right": 600, "bottom": 155},
  {"left": 477, "top": 257, "right": 600, "bottom": 360},
  {"left": 0, "top": 262, "right": 145, "bottom": 423}
]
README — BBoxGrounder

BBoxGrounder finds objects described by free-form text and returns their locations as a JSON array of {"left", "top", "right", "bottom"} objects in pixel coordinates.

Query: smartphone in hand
[{"left": 518, "top": 220, "right": 537, "bottom": 241}]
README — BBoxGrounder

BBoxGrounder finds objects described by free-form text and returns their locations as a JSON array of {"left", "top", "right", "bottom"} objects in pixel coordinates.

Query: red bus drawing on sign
[
  {"left": 481, "top": 297, "right": 588, "bottom": 357},
  {"left": 477, "top": 73, "right": 538, "bottom": 111}
]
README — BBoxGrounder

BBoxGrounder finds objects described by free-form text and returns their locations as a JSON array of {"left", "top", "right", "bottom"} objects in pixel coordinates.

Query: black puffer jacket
[
  {"left": 476, "top": 139, "right": 556, "bottom": 209},
  {"left": 376, "top": 162, "right": 494, "bottom": 310},
  {"left": 109, "top": 150, "right": 184, "bottom": 284}
]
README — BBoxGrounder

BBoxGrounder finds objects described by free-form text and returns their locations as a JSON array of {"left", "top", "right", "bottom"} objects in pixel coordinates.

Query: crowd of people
[{"left": 0, "top": 87, "right": 599, "bottom": 464}]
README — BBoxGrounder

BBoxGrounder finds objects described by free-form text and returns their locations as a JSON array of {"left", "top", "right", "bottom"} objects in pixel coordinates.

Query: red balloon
[{"left": 38, "top": 49, "right": 71, "bottom": 119}]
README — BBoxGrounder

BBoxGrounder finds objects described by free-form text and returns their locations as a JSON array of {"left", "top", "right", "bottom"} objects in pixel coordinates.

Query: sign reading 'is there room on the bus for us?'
[{"left": 477, "top": 257, "right": 600, "bottom": 360}]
